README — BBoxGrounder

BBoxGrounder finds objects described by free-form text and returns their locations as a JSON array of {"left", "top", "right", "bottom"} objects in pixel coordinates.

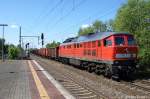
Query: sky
[{"left": 0, "top": 0, "right": 126, "bottom": 48}]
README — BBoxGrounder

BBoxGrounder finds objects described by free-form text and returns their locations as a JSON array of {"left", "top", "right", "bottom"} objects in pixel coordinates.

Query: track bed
[{"left": 31, "top": 55, "right": 150, "bottom": 99}]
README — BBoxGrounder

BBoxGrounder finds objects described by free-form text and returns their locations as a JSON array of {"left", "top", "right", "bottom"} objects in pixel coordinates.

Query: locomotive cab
[
  {"left": 113, "top": 34, "right": 138, "bottom": 66},
  {"left": 111, "top": 34, "right": 138, "bottom": 79}
]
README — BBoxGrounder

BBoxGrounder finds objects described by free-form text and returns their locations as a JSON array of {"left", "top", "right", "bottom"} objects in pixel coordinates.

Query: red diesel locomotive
[
  {"left": 33, "top": 32, "right": 138, "bottom": 80},
  {"left": 59, "top": 32, "right": 138, "bottom": 79}
]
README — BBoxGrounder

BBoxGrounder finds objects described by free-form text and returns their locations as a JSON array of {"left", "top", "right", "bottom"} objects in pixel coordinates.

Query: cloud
[
  {"left": 81, "top": 24, "right": 92, "bottom": 29},
  {"left": 10, "top": 24, "right": 18, "bottom": 28}
]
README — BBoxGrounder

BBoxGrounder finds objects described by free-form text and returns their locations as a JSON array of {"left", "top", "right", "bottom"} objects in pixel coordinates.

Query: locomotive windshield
[
  {"left": 115, "top": 37, "right": 124, "bottom": 46},
  {"left": 128, "top": 36, "right": 136, "bottom": 45}
]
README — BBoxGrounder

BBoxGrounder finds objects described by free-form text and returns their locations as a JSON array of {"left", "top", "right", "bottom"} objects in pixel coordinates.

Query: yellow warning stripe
[{"left": 28, "top": 60, "right": 50, "bottom": 99}]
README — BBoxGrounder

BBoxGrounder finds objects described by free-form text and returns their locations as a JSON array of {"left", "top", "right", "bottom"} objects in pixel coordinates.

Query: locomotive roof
[{"left": 60, "top": 32, "right": 130, "bottom": 45}]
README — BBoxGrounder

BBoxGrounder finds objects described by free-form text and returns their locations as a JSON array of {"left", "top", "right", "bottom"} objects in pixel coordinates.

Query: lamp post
[{"left": 0, "top": 24, "right": 8, "bottom": 62}]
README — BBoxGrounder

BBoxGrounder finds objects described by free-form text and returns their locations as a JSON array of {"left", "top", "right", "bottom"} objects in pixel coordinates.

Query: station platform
[{"left": 0, "top": 60, "right": 74, "bottom": 99}]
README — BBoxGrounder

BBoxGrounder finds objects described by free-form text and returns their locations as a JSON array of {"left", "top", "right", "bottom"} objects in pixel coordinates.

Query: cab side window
[
  {"left": 104, "top": 39, "right": 112, "bottom": 46},
  {"left": 115, "top": 37, "right": 124, "bottom": 46}
]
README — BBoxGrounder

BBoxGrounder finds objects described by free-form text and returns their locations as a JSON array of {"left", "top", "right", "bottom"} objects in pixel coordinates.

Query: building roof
[{"left": 60, "top": 32, "right": 130, "bottom": 46}]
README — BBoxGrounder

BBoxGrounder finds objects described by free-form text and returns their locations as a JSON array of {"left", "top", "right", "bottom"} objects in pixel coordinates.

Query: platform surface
[{"left": 0, "top": 60, "right": 69, "bottom": 99}]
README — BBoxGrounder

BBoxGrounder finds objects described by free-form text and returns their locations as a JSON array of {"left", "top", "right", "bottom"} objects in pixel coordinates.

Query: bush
[
  {"left": 8, "top": 46, "right": 20, "bottom": 59},
  {"left": 138, "top": 48, "right": 150, "bottom": 70}
]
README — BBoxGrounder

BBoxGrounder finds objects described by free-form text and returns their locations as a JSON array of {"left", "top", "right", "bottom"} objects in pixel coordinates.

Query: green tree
[
  {"left": 46, "top": 41, "right": 60, "bottom": 48},
  {"left": 8, "top": 45, "right": 20, "bottom": 59},
  {"left": 114, "top": 0, "right": 150, "bottom": 69},
  {"left": 78, "top": 20, "right": 108, "bottom": 36},
  {"left": 4, "top": 44, "right": 9, "bottom": 54},
  {"left": 0, "top": 38, "right": 5, "bottom": 51},
  {"left": 0, "top": 38, "right": 8, "bottom": 58},
  {"left": 93, "top": 20, "right": 107, "bottom": 32},
  {"left": 78, "top": 26, "right": 94, "bottom": 36}
]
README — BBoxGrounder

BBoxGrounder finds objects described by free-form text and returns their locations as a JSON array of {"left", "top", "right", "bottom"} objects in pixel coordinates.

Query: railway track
[
  {"left": 130, "top": 80, "right": 150, "bottom": 93},
  {"left": 31, "top": 55, "right": 150, "bottom": 98},
  {"left": 49, "top": 70, "right": 106, "bottom": 99},
  {"left": 118, "top": 79, "right": 150, "bottom": 98},
  {"left": 33, "top": 56, "right": 108, "bottom": 99}
]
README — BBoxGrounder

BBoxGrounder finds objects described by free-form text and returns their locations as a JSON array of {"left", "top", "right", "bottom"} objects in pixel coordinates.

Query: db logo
[{"left": 125, "top": 48, "right": 129, "bottom": 53}]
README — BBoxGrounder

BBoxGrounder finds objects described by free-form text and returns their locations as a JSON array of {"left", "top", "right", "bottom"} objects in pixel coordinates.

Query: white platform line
[{"left": 32, "top": 60, "right": 75, "bottom": 99}]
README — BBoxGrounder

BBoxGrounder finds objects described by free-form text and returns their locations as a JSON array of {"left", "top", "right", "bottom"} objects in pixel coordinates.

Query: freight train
[{"left": 32, "top": 32, "right": 138, "bottom": 80}]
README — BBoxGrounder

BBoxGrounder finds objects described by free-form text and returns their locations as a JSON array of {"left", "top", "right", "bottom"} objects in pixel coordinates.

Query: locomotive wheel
[
  {"left": 95, "top": 67, "right": 102, "bottom": 75},
  {"left": 87, "top": 63, "right": 96, "bottom": 73},
  {"left": 80, "top": 63, "right": 85, "bottom": 70},
  {"left": 104, "top": 67, "right": 112, "bottom": 78},
  {"left": 87, "top": 66, "right": 92, "bottom": 73},
  {"left": 112, "top": 75, "right": 120, "bottom": 81},
  {"left": 95, "top": 68, "right": 100, "bottom": 75},
  {"left": 111, "top": 66, "right": 120, "bottom": 81},
  {"left": 62, "top": 59, "right": 65, "bottom": 64},
  {"left": 95, "top": 65, "right": 105, "bottom": 75}
]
